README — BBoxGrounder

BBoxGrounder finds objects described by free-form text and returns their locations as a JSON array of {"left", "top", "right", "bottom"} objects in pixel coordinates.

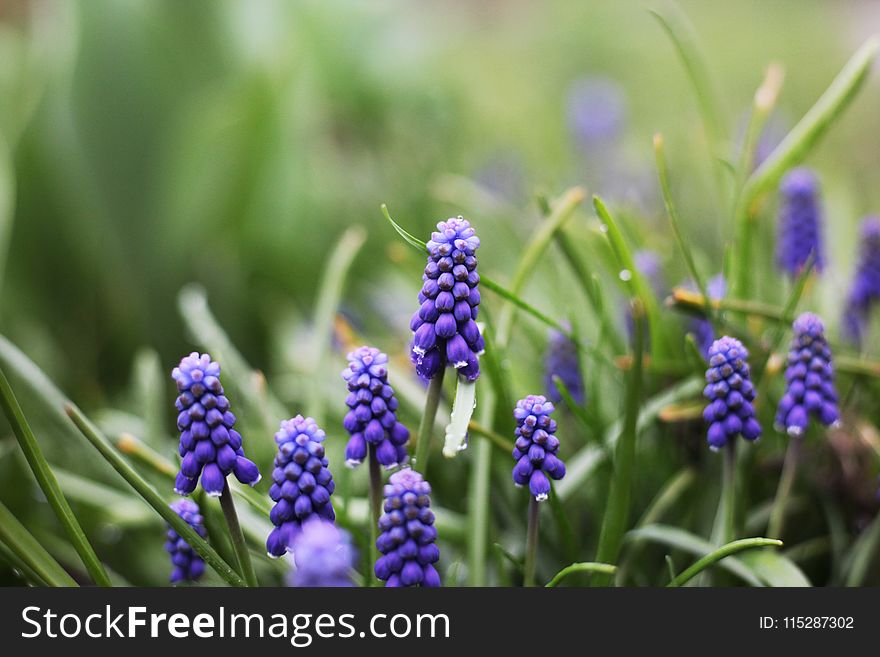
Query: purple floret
[
  {"left": 410, "top": 216, "right": 484, "bottom": 381},
  {"left": 266, "top": 416, "right": 336, "bottom": 558},
  {"left": 703, "top": 337, "right": 762, "bottom": 450},
  {"left": 511, "top": 395, "right": 566, "bottom": 501},
  {"left": 775, "top": 313, "right": 839, "bottom": 436},
  {"left": 342, "top": 346, "right": 410, "bottom": 469},
  {"left": 374, "top": 469, "right": 441, "bottom": 587},
  {"left": 172, "top": 352, "right": 261, "bottom": 497}
]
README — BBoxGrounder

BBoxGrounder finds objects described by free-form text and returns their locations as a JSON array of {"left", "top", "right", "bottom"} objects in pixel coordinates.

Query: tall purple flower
[
  {"left": 410, "top": 217, "right": 484, "bottom": 381},
  {"left": 287, "top": 519, "right": 356, "bottom": 587},
  {"left": 544, "top": 328, "right": 585, "bottom": 406},
  {"left": 165, "top": 499, "right": 206, "bottom": 584},
  {"left": 703, "top": 337, "right": 762, "bottom": 450},
  {"left": 342, "top": 346, "right": 410, "bottom": 469},
  {"left": 375, "top": 469, "right": 440, "bottom": 587},
  {"left": 172, "top": 352, "right": 261, "bottom": 496},
  {"left": 776, "top": 168, "right": 825, "bottom": 275},
  {"left": 775, "top": 313, "right": 839, "bottom": 436},
  {"left": 511, "top": 395, "right": 566, "bottom": 501},
  {"left": 843, "top": 216, "right": 880, "bottom": 346},
  {"left": 690, "top": 274, "right": 726, "bottom": 358},
  {"left": 266, "top": 416, "right": 336, "bottom": 558}
]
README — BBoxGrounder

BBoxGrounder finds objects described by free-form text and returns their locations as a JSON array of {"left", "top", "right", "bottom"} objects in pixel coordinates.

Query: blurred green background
[{"left": 1, "top": 0, "right": 879, "bottom": 586}]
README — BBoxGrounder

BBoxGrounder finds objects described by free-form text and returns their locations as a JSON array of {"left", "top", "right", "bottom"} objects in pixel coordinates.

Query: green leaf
[
  {"left": 841, "top": 512, "right": 880, "bottom": 586},
  {"left": 0, "top": 499, "right": 78, "bottom": 587},
  {"left": 545, "top": 562, "right": 617, "bottom": 587},
  {"left": 626, "top": 524, "right": 765, "bottom": 586},
  {"left": 737, "top": 548, "right": 812, "bottom": 587},
  {"left": 0, "top": 135, "right": 13, "bottom": 296},
  {"left": 65, "top": 404, "right": 246, "bottom": 587},
  {"left": 0, "top": 364, "right": 112, "bottom": 586},
  {"left": 381, "top": 204, "right": 427, "bottom": 252},
  {"left": 667, "top": 538, "right": 783, "bottom": 587}
]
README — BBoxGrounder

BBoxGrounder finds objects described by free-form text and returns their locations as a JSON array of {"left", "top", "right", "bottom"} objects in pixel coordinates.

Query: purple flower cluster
[
  {"left": 375, "top": 469, "right": 440, "bottom": 587},
  {"left": 172, "top": 353, "right": 261, "bottom": 496},
  {"left": 342, "top": 347, "right": 410, "bottom": 469},
  {"left": 266, "top": 416, "right": 336, "bottom": 558},
  {"left": 776, "top": 168, "right": 825, "bottom": 276},
  {"left": 544, "top": 328, "right": 585, "bottom": 406},
  {"left": 703, "top": 337, "right": 762, "bottom": 450},
  {"left": 690, "top": 274, "right": 726, "bottom": 358},
  {"left": 511, "top": 395, "right": 566, "bottom": 501},
  {"left": 775, "top": 313, "right": 839, "bottom": 436},
  {"left": 842, "top": 216, "right": 880, "bottom": 346},
  {"left": 410, "top": 217, "right": 484, "bottom": 382},
  {"left": 288, "top": 519, "right": 356, "bottom": 587},
  {"left": 165, "top": 499, "right": 206, "bottom": 584}
]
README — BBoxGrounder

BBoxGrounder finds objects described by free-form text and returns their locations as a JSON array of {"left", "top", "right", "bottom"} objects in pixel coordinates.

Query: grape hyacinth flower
[
  {"left": 266, "top": 416, "right": 336, "bottom": 558},
  {"left": 544, "top": 328, "right": 585, "bottom": 406},
  {"left": 842, "top": 216, "right": 880, "bottom": 346},
  {"left": 703, "top": 337, "right": 762, "bottom": 450},
  {"left": 410, "top": 217, "right": 484, "bottom": 382},
  {"left": 172, "top": 352, "right": 261, "bottom": 496},
  {"left": 776, "top": 168, "right": 825, "bottom": 275},
  {"left": 511, "top": 395, "right": 566, "bottom": 501},
  {"left": 690, "top": 274, "right": 726, "bottom": 358},
  {"left": 775, "top": 313, "right": 839, "bottom": 436},
  {"left": 374, "top": 469, "right": 440, "bottom": 587},
  {"left": 287, "top": 519, "right": 356, "bottom": 587},
  {"left": 165, "top": 499, "right": 206, "bottom": 584},
  {"left": 342, "top": 346, "right": 410, "bottom": 469}
]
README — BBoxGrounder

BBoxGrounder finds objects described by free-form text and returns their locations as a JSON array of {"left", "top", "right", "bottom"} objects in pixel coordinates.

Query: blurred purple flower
[
  {"left": 544, "top": 328, "right": 585, "bottom": 406},
  {"left": 511, "top": 395, "right": 566, "bottom": 501},
  {"left": 776, "top": 168, "right": 825, "bottom": 276},
  {"left": 287, "top": 519, "right": 356, "bottom": 588},
  {"left": 842, "top": 216, "right": 880, "bottom": 346}
]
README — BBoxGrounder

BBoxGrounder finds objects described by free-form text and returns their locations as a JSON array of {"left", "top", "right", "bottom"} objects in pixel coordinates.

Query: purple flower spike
[
  {"left": 342, "top": 346, "right": 410, "bottom": 469},
  {"left": 775, "top": 313, "right": 839, "bottom": 436},
  {"left": 511, "top": 395, "right": 566, "bottom": 501},
  {"left": 703, "top": 337, "right": 762, "bottom": 450},
  {"left": 777, "top": 168, "right": 825, "bottom": 276},
  {"left": 690, "top": 274, "right": 726, "bottom": 358},
  {"left": 172, "top": 352, "right": 261, "bottom": 497},
  {"left": 266, "top": 416, "right": 336, "bottom": 558},
  {"left": 287, "top": 519, "right": 356, "bottom": 587},
  {"left": 375, "top": 469, "right": 440, "bottom": 587},
  {"left": 842, "top": 216, "right": 880, "bottom": 346},
  {"left": 410, "top": 216, "right": 483, "bottom": 382},
  {"left": 544, "top": 328, "right": 585, "bottom": 406},
  {"left": 165, "top": 499, "right": 207, "bottom": 584}
]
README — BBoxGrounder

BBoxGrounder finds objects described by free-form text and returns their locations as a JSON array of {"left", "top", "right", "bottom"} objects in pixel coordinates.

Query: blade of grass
[
  {"left": 0, "top": 499, "right": 78, "bottom": 587},
  {"left": 0, "top": 365, "right": 111, "bottom": 586},
  {"left": 545, "top": 562, "right": 617, "bottom": 587},
  {"left": 667, "top": 538, "right": 783, "bottom": 587},
  {"left": 0, "top": 136, "right": 14, "bottom": 297},
  {"left": 65, "top": 404, "right": 246, "bottom": 587},
  {"left": 0, "top": 540, "right": 45, "bottom": 586},
  {"left": 733, "top": 36, "right": 879, "bottom": 299}
]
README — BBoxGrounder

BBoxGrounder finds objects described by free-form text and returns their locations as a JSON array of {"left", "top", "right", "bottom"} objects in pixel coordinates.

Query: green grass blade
[
  {"left": 381, "top": 203, "right": 428, "bottom": 252},
  {"left": 667, "top": 537, "right": 783, "bottom": 587},
  {"left": 593, "top": 298, "right": 645, "bottom": 585},
  {"left": 0, "top": 135, "right": 14, "bottom": 296},
  {"left": 0, "top": 365, "right": 112, "bottom": 586},
  {"left": 842, "top": 512, "right": 880, "bottom": 586},
  {"left": 65, "top": 404, "right": 246, "bottom": 587},
  {"left": 0, "top": 499, "right": 78, "bottom": 587},
  {"left": 545, "top": 562, "right": 617, "bottom": 587},
  {"left": 0, "top": 540, "right": 46, "bottom": 586},
  {"left": 306, "top": 225, "right": 367, "bottom": 422}
]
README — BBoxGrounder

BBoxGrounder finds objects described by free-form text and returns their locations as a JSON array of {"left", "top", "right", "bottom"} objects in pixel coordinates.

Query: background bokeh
[{"left": 1, "top": 0, "right": 879, "bottom": 586}]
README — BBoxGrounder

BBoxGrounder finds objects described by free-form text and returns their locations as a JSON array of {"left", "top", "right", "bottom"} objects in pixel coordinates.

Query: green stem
[
  {"left": 467, "top": 383, "right": 494, "bottom": 586},
  {"left": 523, "top": 497, "right": 540, "bottom": 587},
  {"left": 413, "top": 368, "right": 445, "bottom": 475},
  {"left": 65, "top": 404, "right": 245, "bottom": 587},
  {"left": 722, "top": 441, "right": 737, "bottom": 544},
  {"left": 0, "top": 499, "right": 78, "bottom": 587},
  {"left": 0, "top": 366, "right": 111, "bottom": 586},
  {"left": 768, "top": 435, "right": 802, "bottom": 539},
  {"left": 544, "top": 562, "right": 617, "bottom": 587},
  {"left": 667, "top": 538, "right": 783, "bottom": 587},
  {"left": 218, "top": 480, "right": 258, "bottom": 587},
  {"left": 594, "top": 298, "right": 645, "bottom": 585},
  {"left": 368, "top": 444, "right": 382, "bottom": 587}
]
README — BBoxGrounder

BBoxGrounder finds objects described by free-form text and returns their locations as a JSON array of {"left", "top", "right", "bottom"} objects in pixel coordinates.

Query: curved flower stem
[
  {"left": 544, "top": 562, "right": 617, "bottom": 587},
  {"left": 368, "top": 444, "right": 382, "bottom": 587},
  {"left": 0, "top": 366, "right": 111, "bottom": 586},
  {"left": 413, "top": 368, "right": 445, "bottom": 475},
  {"left": 219, "top": 481, "right": 258, "bottom": 587},
  {"left": 667, "top": 537, "right": 782, "bottom": 587},
  {"left": 768, "top": 435, "right": 802, "bottom": 539},
  {"left": 523, "top": 497, "right": 540, "bottom": 587}
]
